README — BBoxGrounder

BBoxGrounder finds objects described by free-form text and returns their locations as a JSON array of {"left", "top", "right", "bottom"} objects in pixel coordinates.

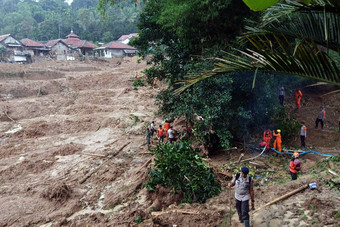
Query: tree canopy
[{"left": 0, "top": 0, "right": 141, "bottom": 42}]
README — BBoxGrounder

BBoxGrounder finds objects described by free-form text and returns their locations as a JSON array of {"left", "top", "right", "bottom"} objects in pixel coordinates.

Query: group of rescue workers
[
  {"left": 145, "top": 120, "right": 176, "bottom": 149},
  {"left": 228, "top": 86, "right": 336, "bottom": 227},
  {"left": 144, "top": 85, "right": 338, "bottom": 227}
]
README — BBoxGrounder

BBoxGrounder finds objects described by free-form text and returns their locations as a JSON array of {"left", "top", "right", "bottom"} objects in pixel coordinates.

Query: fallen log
[
  {"left": 137, "top": 159, "right": 152, "bottom": 173},
  {"left": 82, "top": 153, "right": 106, "bottom": 158},
  {"left": 79, "top": 142, "right": 131, "bottom": 184},
  {"left": 254, "top": 184, "right": 309, "bottom": 212},
  {"left": 151, "top": 209, "right": 199, "bottom": 216}
]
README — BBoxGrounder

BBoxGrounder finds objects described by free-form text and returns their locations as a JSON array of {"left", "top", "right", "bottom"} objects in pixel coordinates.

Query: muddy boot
[
  {"left": 244, "top": 220, "right": 249, "bottom": 227},
  {"left": 238, "top": 212, "right": 243, "bottom": 223}
]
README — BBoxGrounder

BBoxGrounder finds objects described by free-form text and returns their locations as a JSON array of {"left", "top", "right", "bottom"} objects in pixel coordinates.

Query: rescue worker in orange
[
  {"left": 157, "top": 125, "right": 165, "bottom": 143},
  {"left": 273, "top": 129, "right": 282, "bottom": 152},
  {"left": 263, "top": 129, "right": 272, "bottom": 150},
  {"left": 163, "top": 120, "right": 171, "bottom": 138},
  {"left": 290, "top": 152, "right": 301, "bottom": 180},
  {"left": 295, "top": 89, "right": 303, "bottom": 109}
]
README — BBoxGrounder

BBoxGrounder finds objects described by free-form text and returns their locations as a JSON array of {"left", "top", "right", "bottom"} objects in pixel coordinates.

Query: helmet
[
  {"left": 241, "top": 166, "right": 249, "bottom": 174},
  {"left": 294, "top": 159, "right": 301, "bottom": 166},
  {"left": 293, "top": 152, "right": 299, "bottom": 157},
  {"left": 277, "top": 129, "right": 281, "bottom": 133}
]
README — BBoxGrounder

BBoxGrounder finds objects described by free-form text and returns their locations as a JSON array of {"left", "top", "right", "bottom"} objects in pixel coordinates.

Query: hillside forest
[{"left": 0, "top": 0, "right": 141, "bottom": 42}]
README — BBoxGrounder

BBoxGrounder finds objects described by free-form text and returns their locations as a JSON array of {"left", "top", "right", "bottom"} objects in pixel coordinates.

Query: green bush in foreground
[{"left": 146, "top": 141, "right": 221, "bottom": 203}]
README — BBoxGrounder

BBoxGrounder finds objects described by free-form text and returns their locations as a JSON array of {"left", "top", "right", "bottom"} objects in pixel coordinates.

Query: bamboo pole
[{"left": 253, "top": 184, "right": 309, "bottom": 212}]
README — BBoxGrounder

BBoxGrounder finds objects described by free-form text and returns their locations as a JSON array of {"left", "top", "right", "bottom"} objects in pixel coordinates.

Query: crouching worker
[
  {"left": 290, "top": 152, "right": 301, "bottom": 180},
  {"left": 228, "top": 167, "right": 255, "bottom": 227}
]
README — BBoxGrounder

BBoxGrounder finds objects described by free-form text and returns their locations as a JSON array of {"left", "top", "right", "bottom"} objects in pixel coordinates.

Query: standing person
[
  {"left": 157, "top": 125, "right": 165, "bottom": 143},
  {"left": 273, "top": 129, "right": 282, "bottom": 152},
  {"left": 295, "top": 89, "right": 303, "bottom": 109},
  {"left": 300, "top": 121, "right": 307, "bottom": 148},
  {"left": 145, "top": 128, "right": 152, "bottom": 149},
  {"left": 263, "top": 129, "right": 272, "bottom": 151},
  {"left": 290, "top": 152, "right": 301, "bottom": 180},
  {"left": 163, "top": 120, "right": 171, "bottom": 138},
  {"left": 278, "top": 85, "right": 285, "bottom": 106},
  {"left": 168, "top": 126, "right": 175, "bottom": 143},
  {"left": 315, "top": 106, "right": 326, "bottom": 129},
  {"left": 228, "top": 167, "right": 255, "bottom": 227},
  {"left": 150, "top": 121, "right": 157, "bottom": 137}
]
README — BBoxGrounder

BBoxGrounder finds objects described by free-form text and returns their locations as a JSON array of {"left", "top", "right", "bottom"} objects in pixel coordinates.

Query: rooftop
[{"left": 20, "top": 38, "right": 45, "bottom": 47}]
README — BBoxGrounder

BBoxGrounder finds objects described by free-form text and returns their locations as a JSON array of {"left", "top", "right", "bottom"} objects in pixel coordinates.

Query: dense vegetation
[
  {"left": 0, "top": 0, "right": 141, "bottom": 42},
  {"left": 146, "top": 141, "right": 221, "bottom": 203},
  {"left": 125, "top": 0, "right": 307, "bottom": 150}
]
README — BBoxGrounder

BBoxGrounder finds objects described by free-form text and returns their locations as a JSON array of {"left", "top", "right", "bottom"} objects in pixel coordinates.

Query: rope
[{"left": 270, "top": 148, "right": 335, "bottom": 157}]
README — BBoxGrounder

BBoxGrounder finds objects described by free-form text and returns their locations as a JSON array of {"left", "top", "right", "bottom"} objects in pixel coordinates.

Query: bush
[
  {"left": 146, "top": 141, "right": 221, "bottom": 203},
  {"left": 133, "top": 78, "right": 145, "bottom": 89},
  {"left": 271, "top": 106, "right": 300, "bottom": 144}
]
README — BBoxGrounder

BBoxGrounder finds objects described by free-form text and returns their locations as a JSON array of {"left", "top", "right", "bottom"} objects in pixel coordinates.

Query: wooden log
[
  {"left": 137, "top": 159, "right": 152, "bottom": 173},
  {"left": 82, "top": 153, "right": 106, "bottom": 158},
  {"left": 253, "top": 184, "right": 309, "bottom": 212},
  {"left": 151, "top": 209, "right": 199, "bottom": 216}
]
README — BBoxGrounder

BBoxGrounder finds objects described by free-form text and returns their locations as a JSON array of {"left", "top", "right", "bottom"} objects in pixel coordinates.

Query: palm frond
[
  {"left": 175, "top": 35, "right": 340, "bottom": 94},
  {"left": 244, "top": 1, "right": 340, "bottom": 51},
  {"left": 261, "top": 0, "right": 340, "bottom": 26}
]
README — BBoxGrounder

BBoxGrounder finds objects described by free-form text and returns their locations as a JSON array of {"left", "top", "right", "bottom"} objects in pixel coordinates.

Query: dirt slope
[{"left": 0, "top": 59, "right": 339, "bottom": 227}]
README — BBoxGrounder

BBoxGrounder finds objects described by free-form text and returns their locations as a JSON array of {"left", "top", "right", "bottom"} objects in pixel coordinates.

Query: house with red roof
[
  {"left": 117, "top": 33, "right": 138, "bottom": 45},
  {"left": 20, "top": 38, "right": 50, "bottom": 57},
  {"left": 0, "top": 34, "right": 28, "bottom": 63},
  {"left": 95, "top": 41, "right": 138, "bottom": 58},
  {"left": 62, "top": 30, "right": 98, "bottom": 55}
]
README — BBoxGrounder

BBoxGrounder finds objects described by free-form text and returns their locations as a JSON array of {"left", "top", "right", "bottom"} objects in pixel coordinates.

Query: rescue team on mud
[{"left": 143, "top": 86, "right": 339, "bottom": 227}]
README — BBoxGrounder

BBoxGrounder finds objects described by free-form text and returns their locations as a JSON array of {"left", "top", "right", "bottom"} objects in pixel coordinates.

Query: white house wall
[{"left": 107, "top": 49, "right": 124, "bottom": 57}]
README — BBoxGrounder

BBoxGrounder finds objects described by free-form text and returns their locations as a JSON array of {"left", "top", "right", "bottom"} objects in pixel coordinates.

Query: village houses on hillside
[{"left": 0, "top": 31, "right": 138, "bottom": 63}]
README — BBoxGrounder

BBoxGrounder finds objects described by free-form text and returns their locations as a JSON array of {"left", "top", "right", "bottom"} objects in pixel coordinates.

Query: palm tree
[{"left": 176, "top": 0, "right": 340, "bottom": 94}]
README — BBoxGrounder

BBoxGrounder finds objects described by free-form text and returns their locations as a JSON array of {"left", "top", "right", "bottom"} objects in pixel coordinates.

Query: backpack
[{"left": 235, "top": 173, "right": 252, "bottom": 185}]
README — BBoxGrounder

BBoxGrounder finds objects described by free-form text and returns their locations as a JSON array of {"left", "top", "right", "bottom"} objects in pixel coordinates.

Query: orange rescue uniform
[
  {"left": 164, "top": 122, "right": 170, "bottom": 136},
  {"left": 295, "top": 90, "right": 303, "bottom": 109},
  {"left": 263, "top": 130, "right": 272, "bottom": 150},
  {"left": 273, "top": 132, "right": 282, "bottom": 152}
]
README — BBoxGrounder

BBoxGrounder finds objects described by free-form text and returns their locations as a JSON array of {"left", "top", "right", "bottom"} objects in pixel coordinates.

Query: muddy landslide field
[{"left": 0, "top": 58, "right": 339, "bottom": 227}]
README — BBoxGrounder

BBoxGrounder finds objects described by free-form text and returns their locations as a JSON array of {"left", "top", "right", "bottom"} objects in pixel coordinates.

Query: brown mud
[{"left": 0, "top": 58, "right": 339, "bottom": 227}]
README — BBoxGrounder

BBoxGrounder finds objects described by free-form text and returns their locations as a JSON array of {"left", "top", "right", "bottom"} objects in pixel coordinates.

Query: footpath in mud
[{"left": 0, "top": 58, "right": 339, "bottom": 227}]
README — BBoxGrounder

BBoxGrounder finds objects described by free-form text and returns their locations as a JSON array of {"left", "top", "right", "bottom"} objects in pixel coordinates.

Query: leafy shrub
[
  {"left": 271, "top": 106, "right": 300, "bottom": 143},
  {"left": 146, "top": 141, "right": 221, "bottom": 203},
  {"left": 133, "top": 78, "right": 145, "bottom": 89}
]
